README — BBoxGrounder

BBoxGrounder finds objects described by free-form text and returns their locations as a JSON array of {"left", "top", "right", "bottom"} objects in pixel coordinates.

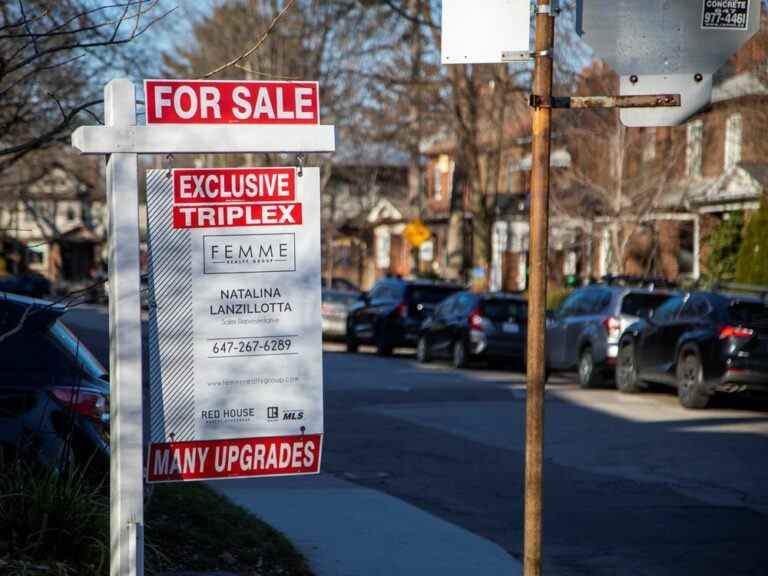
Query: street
[{"left": 65, "top": 306, "right": 768, "bottom": 576}]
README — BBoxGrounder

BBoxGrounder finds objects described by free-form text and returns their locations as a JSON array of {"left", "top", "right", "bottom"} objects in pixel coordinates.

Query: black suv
[
  {"left": 617, "top": 291, "right": 768, "bottom": 409},
  {"left": 0, "top": 293, "right": 110, "bottom": 477},
  {"left": 346, "top": 278, "right": 462, "bottom": 355},
  {"left": 417, "top": 291, "right": 527, "bottom": 369},
  {"left": 546, "top": 280, "right": 673, "bottom": 387}
]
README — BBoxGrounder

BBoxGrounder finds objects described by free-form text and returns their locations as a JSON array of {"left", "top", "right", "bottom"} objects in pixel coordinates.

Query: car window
[
  {"left": 1, "top": 324, "right": 82, "bottom": 379},
  {"left": 620, "top": 293, "right": 671, "bottom": 318},
  {"left": 728, "top": 301, "right": 768, "bottom": 324},
  {"left": 588, "top": 289, "right": 612, "bottom": 314},
  {"left": 483, "top": 299, "right": 526, "bottom": 321},
  {"left": 653, "top": 295, "right": 684, "bottom": 322},
  {"left": 680, "top": 296, "right": 711, "bottom": 319},
  {"left": 456, "top": 293, "right": 477, "bottom": 315},
  {"left": 435, "top": 295, "right": 458, "bottom": 318},
  {"left": 557, "top": 290, "right": 584, "bottom": 317},
  {"left": 368, "top": 282, "right": 388, "bottom": 301},
  {"left": 408, "top": 286, "right": 460, "bottom": 306}
]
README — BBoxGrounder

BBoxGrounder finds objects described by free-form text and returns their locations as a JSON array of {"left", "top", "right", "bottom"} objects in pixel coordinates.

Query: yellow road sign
[{"left": 403, "top": 219, "right": 431, "bottom": 247}]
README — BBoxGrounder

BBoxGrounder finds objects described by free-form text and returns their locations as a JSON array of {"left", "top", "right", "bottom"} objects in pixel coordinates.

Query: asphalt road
[{"left": 65, "top": 307, "right": 768, "bottom": 575}]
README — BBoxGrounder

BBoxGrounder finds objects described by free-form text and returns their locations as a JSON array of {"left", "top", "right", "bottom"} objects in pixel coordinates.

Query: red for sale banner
[
  {"left": 173, "top": 168, "right": 296, "bottom": 204},
  {"left": 145, "top": 80, "right": 320, "bottom": 125},
  {"left": 147, "top": 434, "right": 322, "bottom": 482}
]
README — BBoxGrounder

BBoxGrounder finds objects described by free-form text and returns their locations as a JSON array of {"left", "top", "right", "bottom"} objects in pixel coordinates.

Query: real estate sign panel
[{"left": 145, "top": 166, "right": 323, "bottom": 482}]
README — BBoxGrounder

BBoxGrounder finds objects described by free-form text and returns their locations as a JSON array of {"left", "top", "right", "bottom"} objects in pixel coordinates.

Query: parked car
[
  {"left": 346, "top": 278, "right": 462, "bottom": 355},
  {"left": 322, "top": 288, "right": 360, "bottom": 338},
  {"left": 616, "top": 291, "right": 768, "bottom": 409},
  {"left": 546, "top": 282, "right": 674, "bottom": 388},
  {"left": 417, "top": 291, "right": 527, "bottom": 369},
  {"left": 0, "top": 292, "right": 110, "bottom": 478}
]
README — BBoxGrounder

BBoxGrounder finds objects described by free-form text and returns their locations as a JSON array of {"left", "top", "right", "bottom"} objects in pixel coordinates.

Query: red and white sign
[
  {"left": 147, "top": 434, "right": 322, "bottom": 482},
  {"left": 171, "top": 167, "right": 302, "bottom": 229},
  {"left": 145, "top": 80, "right": 320, "bottom": 125}
]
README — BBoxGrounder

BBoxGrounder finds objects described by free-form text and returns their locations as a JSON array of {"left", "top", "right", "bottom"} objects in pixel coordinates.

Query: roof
[
  {"left": 690, "top": 164, "right": 766, "bottom": 206},
  {"left": 711, "top": 73, "right": 768, "bottom": 104}
]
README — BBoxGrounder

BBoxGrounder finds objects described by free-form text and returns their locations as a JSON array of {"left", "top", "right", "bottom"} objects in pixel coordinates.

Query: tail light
[
  {"left": 719, "top": 325, "right": 754, "bottom": 339},
  {"left": 50, "top": 387, "right": 109, "bottom": 425},
  {"left": 395, "top": 303, "right": 408, "bottom": 318},
  {"left": 469, "top": 308, "right": 484, "bottom": 331},
  {"left": 602, "top": 316, "right": 621, "bottom": 337}
]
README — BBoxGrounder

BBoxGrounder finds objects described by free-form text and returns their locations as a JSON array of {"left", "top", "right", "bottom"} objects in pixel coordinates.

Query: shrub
[
  {"left": 703, "top": 212, "right": 743, "bottom": 284},
  {"left": 735, "top": 195, "right": 768, "bottom": 286},
  {"left": 0, "top": 463, "right": 108, "bottom": 576}
]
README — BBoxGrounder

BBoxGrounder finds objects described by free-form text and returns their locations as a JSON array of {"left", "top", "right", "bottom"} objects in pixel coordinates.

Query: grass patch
[{"left": 145, "top": 483, "right": 313, "bottom": 576}]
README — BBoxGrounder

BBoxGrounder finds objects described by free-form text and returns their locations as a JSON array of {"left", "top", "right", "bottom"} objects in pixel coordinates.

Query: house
[
  {"left": 0, "top": 161, "right": 107, "bottom": 288},
  {"left": 419, "top": 14, "right": 768, "bottom": 290}
]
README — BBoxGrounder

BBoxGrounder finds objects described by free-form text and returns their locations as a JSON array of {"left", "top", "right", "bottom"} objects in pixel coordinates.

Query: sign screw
[{"left": 629, "top": 74, "right": 639, "bottom": 84}]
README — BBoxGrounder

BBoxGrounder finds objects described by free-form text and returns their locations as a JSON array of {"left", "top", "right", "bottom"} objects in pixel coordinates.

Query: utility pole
[{"left": 524, "top": 1, "right": 554, "bottom": 574}]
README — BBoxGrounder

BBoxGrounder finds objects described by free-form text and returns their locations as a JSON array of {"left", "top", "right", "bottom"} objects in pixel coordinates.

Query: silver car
[
  {"left": 546, "top": 281, "right": 674, "bottom": 388},
  {"left": 322, "top": 289, "right": 360, "bottom": 338}
]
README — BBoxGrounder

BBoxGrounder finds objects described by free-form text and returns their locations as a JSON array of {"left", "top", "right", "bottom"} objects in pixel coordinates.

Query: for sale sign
[
  {"left": 145, "top": 167, "right": 323, "bottom": 482},
  {"left": 702, "top": 0, "right": 750, "bottom": 30},
  {"left": 144, "top": 80, "right": 320, "bottom": 124}
]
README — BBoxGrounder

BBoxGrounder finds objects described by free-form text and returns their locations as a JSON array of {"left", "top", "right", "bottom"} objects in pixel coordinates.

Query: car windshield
[
  {"left": 483, "top": 299, "right": 526, "bottom": 321},
  {"left": 620, "top": 293, "right": 671, "bottom": 317},
  {"left": 408, "top": 286, "right": 460, "bottom": 305},
  {"left": 728, "top": 301, "right": 768, "bottom": 324}
]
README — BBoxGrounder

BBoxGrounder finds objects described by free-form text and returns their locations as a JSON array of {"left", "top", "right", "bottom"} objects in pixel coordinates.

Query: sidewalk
[{"left": 210, "top": 473, "right": 522, "bottom": 576}]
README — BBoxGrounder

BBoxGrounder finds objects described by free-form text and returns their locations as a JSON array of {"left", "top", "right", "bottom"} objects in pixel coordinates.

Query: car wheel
[
  {"left": 416, "top": 336, "right": 431, "bottom": 363},
  {"left": 345, "top": 336, "right": 358, "bottom": 353},
  {"left": 676, "top": 349, "right": 709, "bottom": 409},
  {"left": 616, "top": 341, "right": 643, "bottom": 394},
  {"left": 452, "top": 339, "right": 468, "bottom": 369},
  {"left": 578, "top": 346, "right": 602, "bottom": 389}
]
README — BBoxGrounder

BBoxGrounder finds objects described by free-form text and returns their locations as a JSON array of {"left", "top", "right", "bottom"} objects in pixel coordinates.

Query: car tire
[
  {"left": 616, "top": 341, "right": 643, "bottom": 394},
  {"left": 578, "top": 346, "right": 602, "bottom": 389},
  {"left": 452, "top": 339, "right": 469, "bottom": 369},
  {"left": 416, "top": 336, "right": 431, "bottom": 363},
  {"left": 676, "top": 348, "right": 710, "bottom": 409}
]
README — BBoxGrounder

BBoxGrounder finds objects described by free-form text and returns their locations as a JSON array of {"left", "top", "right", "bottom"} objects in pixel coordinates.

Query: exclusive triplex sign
[
  {"left": 146, "top": 167, "right": 323, "bottom": 482},
  {"left": 144, "top": 80, "right": 320, "bottom": 124}
]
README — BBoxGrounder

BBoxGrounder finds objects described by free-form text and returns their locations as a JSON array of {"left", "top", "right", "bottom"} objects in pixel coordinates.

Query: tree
[
  {"left": 735, "top": 196, "right": 768, "bottom": 286},
  {"left": 703, "top": 213, "right": 743, "bottom": 283}
]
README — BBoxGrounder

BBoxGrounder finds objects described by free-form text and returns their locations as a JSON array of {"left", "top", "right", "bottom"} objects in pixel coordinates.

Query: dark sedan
[
  {"left": 417, "top": 291, "right": 527, "bottom": 369},
  {"left": 0, "top": 292, "right": 110, "bottom": 477},
  {"left": 346, "top": 278, "right": 462, "bottom": 355},
  {"left": 616, "top": 291, "right": 768, "bottom": 409}
]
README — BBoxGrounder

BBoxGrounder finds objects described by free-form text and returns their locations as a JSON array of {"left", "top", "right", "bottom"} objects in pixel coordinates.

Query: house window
[
  {"left": 724, "top": 113, "right": 742, "bottom": 171},
  {"left": 643, "top": 128, "right": 656, "bottom": 162},
  {"left": 375, "top": 228, "right": 391, "bottom": 270},
  {"left": 433, "top": 163, "right": 443, "bottom": 200},
  {"left": 686, "top": 120, "right": 703, "bottom": 178},
  {"left": 66, "top": 205, "right": 77, "bottom": 222}
]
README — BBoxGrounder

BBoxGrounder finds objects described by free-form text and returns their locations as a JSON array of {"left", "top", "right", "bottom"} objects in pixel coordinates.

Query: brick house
[{"left": 420, "top": 16, "right": 768, "bottom": 290}]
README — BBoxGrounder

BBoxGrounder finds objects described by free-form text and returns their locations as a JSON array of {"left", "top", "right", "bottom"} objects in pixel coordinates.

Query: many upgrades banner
[{"left": 145, "top": 167, "right": 323, "bottom": 482}]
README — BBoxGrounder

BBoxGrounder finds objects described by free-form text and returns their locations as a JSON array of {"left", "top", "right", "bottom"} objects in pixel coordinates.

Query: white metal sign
[
  {"left": 576, "top": 0, "right": 760, "bottom": 126},
  {"left": 145, "top": 167, "right": 323, "bottom": 482},
  {"left": 441, "top": 0, "right": 531, "bottom": 64}
]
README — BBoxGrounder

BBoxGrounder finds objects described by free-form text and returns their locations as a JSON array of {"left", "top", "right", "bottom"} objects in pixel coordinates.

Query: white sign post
[{"left": 71, "top": 78, "right": 335, "bottom": 576}]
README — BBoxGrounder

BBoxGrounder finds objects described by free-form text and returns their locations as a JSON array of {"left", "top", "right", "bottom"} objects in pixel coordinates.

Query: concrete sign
[
  {"left": 145, "top": 167, "right": 323, "bottom": 482},
  {"left": 441, "top": 0, "right": 531, "bottom": 64},
  {"left": 577, "top": 0, "right": 761, "bottom": 126}
]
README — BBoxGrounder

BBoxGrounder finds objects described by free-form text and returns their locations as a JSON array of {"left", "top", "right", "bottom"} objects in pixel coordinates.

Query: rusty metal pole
[{"left": 524, "top": 2, "right": 555, "bottom": 575}]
